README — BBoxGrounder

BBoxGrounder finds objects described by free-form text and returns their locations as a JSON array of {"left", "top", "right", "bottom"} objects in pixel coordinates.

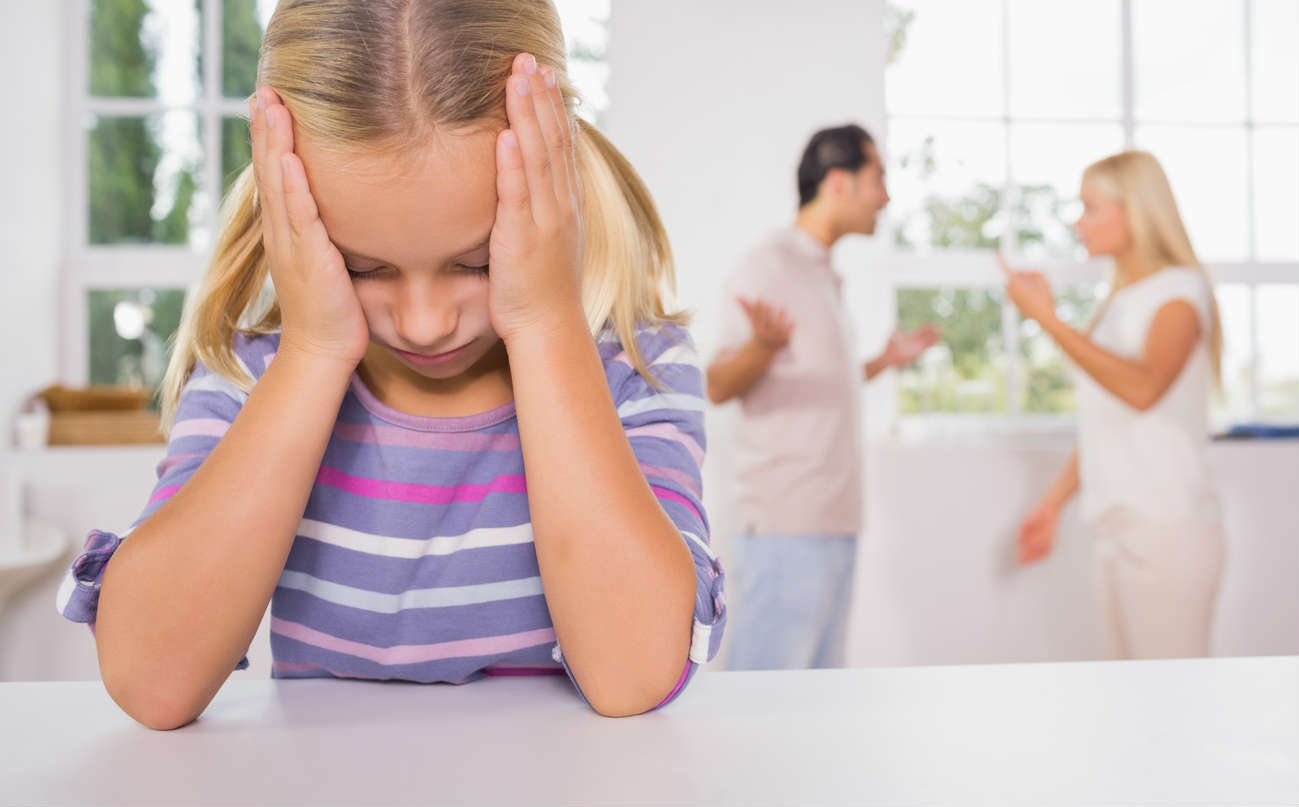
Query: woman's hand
[
  {"left": 489, "top": 54, "right": 585, "bottom": 344},
  {"left": 738, "top": 296, "right": 795, "bottom": 352},
  {"left": 882, "top": 324, "right": 941, "bottom": 367},
  {"left": 249, "top": 87, "right": 369, "bottom": 367},
  {"left": 1017, "top": 501, "right": 1059, "bottom": 565},
  {"left": 998, "top": 253, "right": 1057, "bottom": 326}
]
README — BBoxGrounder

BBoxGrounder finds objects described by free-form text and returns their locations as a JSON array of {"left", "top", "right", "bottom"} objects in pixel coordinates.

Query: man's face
[{"left": 841, "top": 142, "right": 890, "bottom": 236}]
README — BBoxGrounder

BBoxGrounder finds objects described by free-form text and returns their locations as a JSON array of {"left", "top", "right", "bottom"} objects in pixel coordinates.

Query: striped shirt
[{"left": 57, "top": 324, "right": 725, "bottom": 710}]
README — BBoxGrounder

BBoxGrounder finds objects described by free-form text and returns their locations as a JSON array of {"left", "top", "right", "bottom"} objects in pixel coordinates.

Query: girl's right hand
[
  {"left": 249, "top": 87, "right": 370, "bottom": 367},
  {"left": 1017, "top": 502, "right": 1059, "bottom": 565}
]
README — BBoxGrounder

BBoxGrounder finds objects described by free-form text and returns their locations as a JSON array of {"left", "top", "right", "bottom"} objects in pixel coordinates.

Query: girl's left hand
[
  {"left": 489, "top": 53, "right": 585, "bottom": 344},
  {"left": 998, "top": 252, "right": 1057, "bottom": 325}
]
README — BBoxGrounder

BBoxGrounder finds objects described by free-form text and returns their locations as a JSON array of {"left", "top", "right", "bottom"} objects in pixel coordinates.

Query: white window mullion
[
  {"left": 1242, "top": 0, "right": 1257, "bottom": 263},
  {"left": 999, "top": 0, "right": 1022, "bottom": 416},
  {"left": 204, "top": 0, "right": 223, "bottom": 241},
  {"left": 64, "top": 0, "right": 91, "bottom": 385},
  {"left": 1120, "top": 0, "right": 1135, "bottom": 148}
]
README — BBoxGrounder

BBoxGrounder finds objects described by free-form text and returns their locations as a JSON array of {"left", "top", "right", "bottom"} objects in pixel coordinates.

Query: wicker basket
[
  {"left": 40, "top": 385, "right": 153, "bottom": 413},
  {"left": 46, "top": 410, "right": 165, "bottom": 445}
]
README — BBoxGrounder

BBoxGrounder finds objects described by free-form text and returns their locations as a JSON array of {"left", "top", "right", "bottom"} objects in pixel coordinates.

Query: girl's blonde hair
[
  {"left": 1082, "top": 150, "right": 1222, "bottom": 382},
  {"left": 161, "top": 0, "right": 685, "bottom": 427}
]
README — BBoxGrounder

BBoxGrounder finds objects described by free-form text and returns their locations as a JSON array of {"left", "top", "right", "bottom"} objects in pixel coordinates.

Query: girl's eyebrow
[{"left": 332, "top": 233, "right": 492, "bottom": 265}]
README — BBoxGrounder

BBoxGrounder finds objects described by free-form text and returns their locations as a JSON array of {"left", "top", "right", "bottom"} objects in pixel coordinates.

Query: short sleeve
[
  {"left": 54, "top": 332, "right": 281, "bottom": 673},
  {"left": 553, "top": 324, "right": 726, "bottom": 711},
  {"left": 1147, "top": 269, "right": 1215, "bottom": 335}
]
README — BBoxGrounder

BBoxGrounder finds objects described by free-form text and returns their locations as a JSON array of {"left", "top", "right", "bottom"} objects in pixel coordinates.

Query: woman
[{"left": 1002, "top": 150, "right": 1225, "bottom": 660}]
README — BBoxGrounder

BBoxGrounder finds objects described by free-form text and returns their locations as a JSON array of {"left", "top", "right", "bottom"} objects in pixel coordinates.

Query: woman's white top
[{"left": 1076, "top": 268, "right": 1218, "bottom": 525}]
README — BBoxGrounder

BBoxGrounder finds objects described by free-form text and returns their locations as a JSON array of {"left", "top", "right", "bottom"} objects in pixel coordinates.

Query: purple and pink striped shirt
[{"left": 57, "top": 324, "right": 725, "bottom": 710}]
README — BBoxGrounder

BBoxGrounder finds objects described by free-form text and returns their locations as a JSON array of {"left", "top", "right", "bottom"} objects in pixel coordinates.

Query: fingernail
[
  {"left": 543, "top": 68, "right": 556, "bottom": 89},
  {"left": 514, "top": 77, "right": 530, "bottom": 96},
  {"left": 502, "top": 130, "right": 518, "bottom": 149},
  {"left": 255, "top": 90, "right": 266, "bottom": 112},
  {"left": 266, "top": 107, "right": 275, "bottom": 129},
  {"left": 281, "top": 155, "right": 292, "bottom": 174},
  {"left": 523, "top": 54, "right": 537, "bottom": 74}
]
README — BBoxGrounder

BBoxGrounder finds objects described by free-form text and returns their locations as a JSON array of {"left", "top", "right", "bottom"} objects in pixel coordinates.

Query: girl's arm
[
  {"left": 96, "top": 88, "right": 368, "bottom": 730},
  {"left": 508, "top": 323, "right": 698, "bottom": 717},
  {"left": 489, "top": 56, "right": 698, "bottom": 717},
  {"left": 1002, "top": 262, "right": 1202, "bottom": 411},
  {"left": 97, "top": 350, "right": 354, "bottom": 730}
]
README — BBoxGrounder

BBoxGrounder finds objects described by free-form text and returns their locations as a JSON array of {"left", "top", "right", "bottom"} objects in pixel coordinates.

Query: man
[{"left": 708, "top": 124, "right": 939, "bottom": 670}]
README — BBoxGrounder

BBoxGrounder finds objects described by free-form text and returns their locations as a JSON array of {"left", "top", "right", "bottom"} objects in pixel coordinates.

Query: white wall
[{"left": 0, "top": 4, "right": 63, "bottom": 518}]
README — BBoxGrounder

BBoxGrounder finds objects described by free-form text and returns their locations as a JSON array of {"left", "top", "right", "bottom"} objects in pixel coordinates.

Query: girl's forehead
[{"left": 299, "top": 130, "right": 499, "bottom": 264}]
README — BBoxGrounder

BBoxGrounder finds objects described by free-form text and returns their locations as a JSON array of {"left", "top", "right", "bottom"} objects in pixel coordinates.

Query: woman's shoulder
[{"left": 1141, "top": 267, "right": 1212, "bottom": 311}]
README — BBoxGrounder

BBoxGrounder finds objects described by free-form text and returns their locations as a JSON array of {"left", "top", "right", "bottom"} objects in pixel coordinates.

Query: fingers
[
  {"left": 995, "top": 250, "right": 1014, "bottom": 280},
  {"left": 279, "top": 152, "right": 336, "bottom": 261},
  {"left": 250, "top": 87, "right": 293, "bottom": 254},
  {"left": 537, "top": 65, "right": 578, "bottom": 207},
  {"left": 504, "top": 54, "right": 558, "bottom": 223},
  {"left": 495, "top": 128, "right": 532, "bottom": 232}
]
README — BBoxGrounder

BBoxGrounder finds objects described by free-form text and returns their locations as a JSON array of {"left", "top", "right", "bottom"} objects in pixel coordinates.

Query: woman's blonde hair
[
  {"left": 161, "top": 0, "right": 685, "bottom": 427},
  {"left": 1082, "top": 150, "right": 1222, "bottom": 382}
]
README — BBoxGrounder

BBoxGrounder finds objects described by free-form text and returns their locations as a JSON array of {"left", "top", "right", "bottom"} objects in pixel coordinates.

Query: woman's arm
[{"left": 1001, "top": 261, "right": 1202, "bottom": 411}]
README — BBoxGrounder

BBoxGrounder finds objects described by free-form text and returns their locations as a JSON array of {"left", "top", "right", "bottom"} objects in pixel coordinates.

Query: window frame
[
  {"left": 63, "top": 0, "right": 242, "bottom": 387},
  {"left": 881, "top": 0, "right": 1299, "bottom": 428}
]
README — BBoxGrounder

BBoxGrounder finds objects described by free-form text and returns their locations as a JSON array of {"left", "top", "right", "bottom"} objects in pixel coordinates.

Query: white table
[{"left": 3, "top": 657, "right": 1296, "bottom": 806}]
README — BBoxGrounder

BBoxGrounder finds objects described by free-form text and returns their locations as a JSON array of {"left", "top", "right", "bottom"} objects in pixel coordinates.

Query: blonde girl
[{"left": 57, "top": 0, "right": 724, "bottom": 729}]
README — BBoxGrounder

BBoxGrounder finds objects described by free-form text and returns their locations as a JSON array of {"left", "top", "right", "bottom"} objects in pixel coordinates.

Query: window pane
[
  {"left": 1257, "top": 284, "right": 1299, "bottom": 419},
  {"left": 222, "top": 0, "right": 275, "bottom": 98},
  {"left": 1009, "top": 123, "right": 1125, "bottom": 259},
  {"left": 90, "top": 0, "right": 202, "bottom": 102},
  {"left": 556, "top": 0, "right": 611, "bottom": 124},
  {"left": 1252, "top": 0, "right": 1299, "bottom": 123},
  {"left": 897, "top": 288, "right": 1007, "bottom": 413},
  {"left": 1134, "top": 126, "right": 1249, "bottom": 262},
  {"left": 222, "top": 116, "right": 252, "bottom": 195},
  {"left": 1134, "top": 0, "right": 1246, "bottom": 123},
  {"left": 1214, "top": 283, "right": 1254, "bottom": 428},
  {"left": 886, "top": 119, "right": 1008, "bottom": 250},
  {"left": 1253, "top": 128, "right": 1299, "bottom": 261},
  {"left": 1006, "top": 0, "right": 1120, "bottom": 119},
  {"left": 88, "top": 112, "right": 207, "bottom": 246},
  {"left": 1019, "top": 283, "right": 1103, "bottom": 413},
  {"left": 88, "top": 288, "right": 187, "bottom": 391},
  {"left": 886, "top": 0, "right": 1004, "bottom": 117}
]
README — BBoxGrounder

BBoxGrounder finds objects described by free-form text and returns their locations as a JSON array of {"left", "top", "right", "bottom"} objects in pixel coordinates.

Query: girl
[
  {"left": 56, "top": 0, "right": 724, "bottom": 729},
  {"left": 1003, "top": 150, "right": 1225, "bottom": 660}
]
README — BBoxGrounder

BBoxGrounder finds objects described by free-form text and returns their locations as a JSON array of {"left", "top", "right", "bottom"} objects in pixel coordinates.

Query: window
[
  {"left": 884, "top": 0, "right": 1299, "bottom": 427},
  {"left": 66, "top": 0, "right": 610, "bottom": 390}
]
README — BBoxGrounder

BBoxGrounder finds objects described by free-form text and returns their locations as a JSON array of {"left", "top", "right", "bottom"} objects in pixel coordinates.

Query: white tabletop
[{"left": 3, "top": 656, "right": 1296, "bottom": 806}]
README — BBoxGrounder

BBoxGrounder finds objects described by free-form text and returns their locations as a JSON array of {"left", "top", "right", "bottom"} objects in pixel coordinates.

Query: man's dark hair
[{"left": 797, "top": 124, "right": 874, "bottom": 208}]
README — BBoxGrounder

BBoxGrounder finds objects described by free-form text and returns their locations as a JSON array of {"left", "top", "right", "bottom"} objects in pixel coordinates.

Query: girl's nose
[{"left": 392, "top": 284, "right": 460, "bottom": 350}]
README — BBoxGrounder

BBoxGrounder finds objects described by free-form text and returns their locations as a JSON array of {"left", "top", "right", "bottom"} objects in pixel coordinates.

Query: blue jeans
[{"left": 725, "top": 533, "right": 858, "bottom": 671}]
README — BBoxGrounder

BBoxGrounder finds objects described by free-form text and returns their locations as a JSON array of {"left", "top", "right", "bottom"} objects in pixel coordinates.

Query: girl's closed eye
[
  {"left": 458, "top": 263, "right": 490, "bottom": 276},
  {"left": 345, "top": 264, "right": 390, "bottom": 279}
]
